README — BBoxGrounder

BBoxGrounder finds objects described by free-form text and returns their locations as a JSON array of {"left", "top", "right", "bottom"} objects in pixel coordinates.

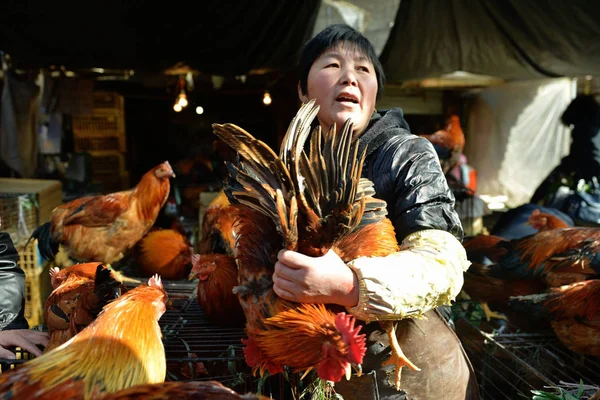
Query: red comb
[
  {"left": 241, "top": 337, "right": 261, "bottom": 367},
  {"left": 335, "top": 312, "right": 366, "bottom": 364}
]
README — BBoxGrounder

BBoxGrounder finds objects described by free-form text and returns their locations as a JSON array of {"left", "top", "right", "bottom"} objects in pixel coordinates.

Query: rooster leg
[
  {"left": 480, "top": 302, "right": 507, "bottom": 321},
  {"left": 380, "top": 321, "right": 420, "bottom": 391}
]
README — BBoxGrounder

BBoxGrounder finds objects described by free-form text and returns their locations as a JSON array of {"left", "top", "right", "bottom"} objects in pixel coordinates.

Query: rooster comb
[
  {"left": 148, "top": 274, "right": 163, "bottom": 288},
  {"left": 335, "top": 312, "right": 367, "bottom": 364}
]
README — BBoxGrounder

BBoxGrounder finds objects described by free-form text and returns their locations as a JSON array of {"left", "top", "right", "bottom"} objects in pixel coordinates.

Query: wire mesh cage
[
  {"left": 456, "top": 319, "right": 600, "bottom": 399},
  {"left": 0, "top": 347, "right": 36, "bottom": 374},
  {"left": 0, "top": 193, "right": 38, "bottom": 246},
  {"left": 0, "top": 279, "right": 298, "bottom": 398},
  {"left": 156, "top": 281, "right": 254, "bottom": 393}
]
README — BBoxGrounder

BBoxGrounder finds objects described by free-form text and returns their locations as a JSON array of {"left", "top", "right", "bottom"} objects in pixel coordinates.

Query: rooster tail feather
[
  {"left": 213, "top": 122, "right": 298, "bottom": 249},
  {"left": 508, "top": 292, "right": 549, "bottom": 322},
  {"left": 299, "top": 114, "right": 387, "bottom": 241},
  {"left": 92, "top": 265, "right": 123, "bottom": 315},
  {"left": 28, "top": 222, "right": 58, "bottom": 260}
]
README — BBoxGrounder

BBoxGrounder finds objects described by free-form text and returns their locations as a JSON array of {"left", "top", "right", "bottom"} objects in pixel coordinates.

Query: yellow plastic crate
[
  {"left": 91, "top": 91, "right": 125, "bottom": 115},
  {"left": 17, "top": 239, "right": 47, "bottom": 328}
]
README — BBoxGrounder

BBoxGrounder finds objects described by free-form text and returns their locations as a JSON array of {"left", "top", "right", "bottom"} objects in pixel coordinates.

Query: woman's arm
[
  {"left": 345, "top": 229, "right": 470, "bottom": 321},
  {"left": 272, "top": 229, "right": 470, "bottom": 321}
]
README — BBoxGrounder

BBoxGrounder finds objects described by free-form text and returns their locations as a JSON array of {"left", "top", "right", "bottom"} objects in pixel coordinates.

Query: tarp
[
  {"left": 464, "top": 78, "right": 574, "bottom": 207},
  {"left": 0, "top": 0, "right": 321, "bottom": 75},
  {"left": 381, "top": 0, "right": 600, "bottom": 81},
  {"left": 0, "top": 70, "right": 41, "bottom": 178}
]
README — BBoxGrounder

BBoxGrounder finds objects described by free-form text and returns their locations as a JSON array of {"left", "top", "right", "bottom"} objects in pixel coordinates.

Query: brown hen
[
  {"left": 135, "top": 229, "right": 193, "bottom": 280},
  {"left": 418, "top": 114, "right": 465, "bottom": 175},
  {"left": 29, "top": 162, "right": 175, "bottom": 265},
  {"left": 190, "top": 192, "right": 246, "bottom": 326},
  {"left": 44, "top": 263, "right": 123, "bottom": 352},
  {"left": 509, "top": 279, "right": 600, "bottom": 355}
]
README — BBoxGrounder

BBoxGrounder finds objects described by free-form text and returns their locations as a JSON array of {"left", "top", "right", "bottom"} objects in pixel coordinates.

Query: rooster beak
[
  {"left": 344, "top": 363, "right": 362, "bottom": 380},
  {"left": 345, "top": 363, "right": 352, "bottom": 381},
  {"left": 171, "top": 172, "right": 176, "bottom": 178}
]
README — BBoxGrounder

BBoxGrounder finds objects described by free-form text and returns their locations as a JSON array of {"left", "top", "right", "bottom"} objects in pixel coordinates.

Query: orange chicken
[
  {"left": 0, "top": 275, "right": 168, "bottom": 399},
  {"left": 190, "top": 191, "right": 245, "bottom": 326},
  {"left": 44, "top": 263, "right": 123, "bottom": 352},
  {"left": 30, "top": 162, "right": 175, "bottom": 265},
  {"left": 135, "top": 229, "right": 193, "bottom": 280},
  {"left": 509, "top": 280, "right": 600, "bottom": 355},
  {"left": 418, "top": 114, "right": 465, "bottom": 175}
]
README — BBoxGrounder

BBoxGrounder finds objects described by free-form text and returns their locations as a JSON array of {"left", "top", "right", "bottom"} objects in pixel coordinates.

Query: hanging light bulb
[
  {"left": 177, "top": 92, "right": 188, "bottom": 108},
  {"left": 263, "top": 91, "right": 272, "bottom": 106},
  {"left": 173, "top": 103, "right": 182, "bottom": 112},
  {"left": 174, "top": 75, "right": 188, "bottom": 108},
  {"left": 196, "top": 106, "right": 204, "bottom": 115}
]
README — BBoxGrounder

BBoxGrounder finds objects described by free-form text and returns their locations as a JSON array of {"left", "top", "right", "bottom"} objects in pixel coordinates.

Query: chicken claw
[
  {"left": 381, "top": 321, "right": 420, "bottom": 391},
  {"left": 481, "top": 302, "right": 508, "bottom": 321}
]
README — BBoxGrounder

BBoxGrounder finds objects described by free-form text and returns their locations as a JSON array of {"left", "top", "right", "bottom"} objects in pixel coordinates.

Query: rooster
[
  {"left": 464, "top": 228, "right": 600, "bottom": 287},
  {"left": 44, "top": 263, "right": 123, "bottom": 352},
  {"left": 212, "top": 99, "right": 417, "bottom": 390},
  {"left": 190, "top": 191, "right": 245, "bottom": 326},
  {"left": 527, "top": 209, "right": 571, "bottom": 231},
  {"left": 135, "top": 229, "right": 193, "bottom": 280},
  {"left": 190, "top": 253, "right": 245, "bottom": 327},
  {"left": 0, "top": 275, "right": 168, "bottom": 399},
  {"left": 462, "top": 223, "right": 600, "bottom": 321},
  {"left": 509, "top": 280, "right": 600, "bottom": 355},
  {"left": 418, "top": 114, "right": 465, "bottom": 175},
  {"left": 197, "top": 190, "right": 238, "bottom": 255},
  {"left": 29, "top": 161, "right": 175, "bottom": 266}
]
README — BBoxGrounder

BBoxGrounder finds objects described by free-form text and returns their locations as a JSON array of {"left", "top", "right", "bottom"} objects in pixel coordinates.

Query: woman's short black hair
[{"left": 298, "top": 24, "right": 385, "bottom": 99}]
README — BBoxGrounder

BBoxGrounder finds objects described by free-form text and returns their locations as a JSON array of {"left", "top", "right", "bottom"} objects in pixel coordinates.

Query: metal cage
[{"left": 457, "top": 319, "right": 600, "bottom": 399}]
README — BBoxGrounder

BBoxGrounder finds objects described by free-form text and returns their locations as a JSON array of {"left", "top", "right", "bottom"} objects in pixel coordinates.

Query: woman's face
[{"left": 299, "top": 42, "right": 378, "bottom": 135}]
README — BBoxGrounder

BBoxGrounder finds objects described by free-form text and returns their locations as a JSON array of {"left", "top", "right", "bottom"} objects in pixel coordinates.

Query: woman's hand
[
  {"left": 273, "top": 249, "right": 359, "bottom": 307},
  {"left": 0, "top": 329, "right": 49, "bottom": 359}
]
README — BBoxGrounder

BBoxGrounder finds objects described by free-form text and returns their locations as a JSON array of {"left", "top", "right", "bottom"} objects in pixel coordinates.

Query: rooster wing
[{"left": 60, "top": 193, "right": 131, "bottom": 228}]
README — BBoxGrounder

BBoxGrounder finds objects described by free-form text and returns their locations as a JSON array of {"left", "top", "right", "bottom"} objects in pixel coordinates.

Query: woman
[{"left": 272, "top": 24, "right": 478, "bottom": 399}]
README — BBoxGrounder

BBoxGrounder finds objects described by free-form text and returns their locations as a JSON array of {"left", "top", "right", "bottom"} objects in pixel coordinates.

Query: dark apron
[{"left": 335, "top": 309, "right": 480, "bottom": 400}]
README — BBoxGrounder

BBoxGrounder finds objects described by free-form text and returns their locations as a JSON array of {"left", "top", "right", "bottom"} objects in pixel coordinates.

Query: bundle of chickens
[
  {"left": 461, "top": 209, "right": 600, "bottom": 355},
  {"left": 190, "top": 99, "right": 423, "bottom": 392}
]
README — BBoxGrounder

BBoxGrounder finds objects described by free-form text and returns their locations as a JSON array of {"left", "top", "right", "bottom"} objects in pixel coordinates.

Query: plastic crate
[
  {"left": 17, "top": 239, "right": 46, "bottom": 328},
  {"left": 91, "top": 91, "right": 125, "bottom": 114},
  {"left": 89, "top": 151, "right": 127, "bottom": 178},
  {"left": 72, "top": 113, "right": 125, "bottom": 135},
  {"left": 93, "top": 172, "right": 131, "bottom": 193},
  {"left": 0, "top": 179, "right": 63, "bottom": 247},
  {"left": 74, "top": 134, "right": 127, "bottom": 153}
]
